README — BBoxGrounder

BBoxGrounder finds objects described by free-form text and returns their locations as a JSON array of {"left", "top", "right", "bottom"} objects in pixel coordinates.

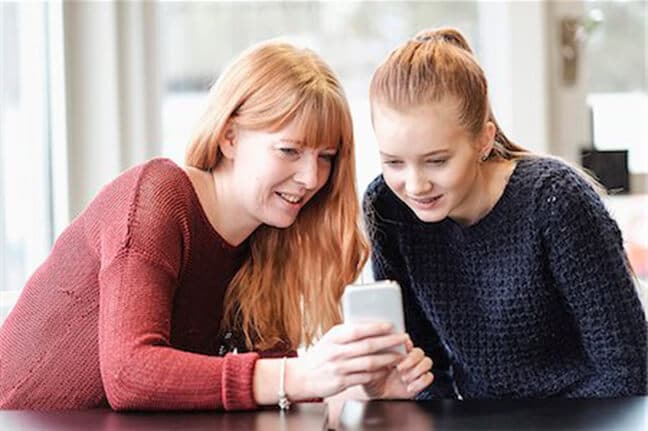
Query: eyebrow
[
  {"left": 379, "top": 149, "right": 450, "bottom": 158},
  {"left": 279, "top": 139, "right": 305, "bottom": 145}
]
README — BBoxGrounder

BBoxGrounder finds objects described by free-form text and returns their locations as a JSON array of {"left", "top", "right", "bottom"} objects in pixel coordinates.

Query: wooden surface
[
  {"left": 338, "top": 397, "right": 648, "bottom": 430},
  {"left": 0, "top": 403, "right": 328, "bottom": 431}
]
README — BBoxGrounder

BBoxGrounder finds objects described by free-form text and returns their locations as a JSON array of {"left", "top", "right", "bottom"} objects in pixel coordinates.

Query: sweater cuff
[{"left": 221, "top": 352, "right": 260, "bottom": 411}]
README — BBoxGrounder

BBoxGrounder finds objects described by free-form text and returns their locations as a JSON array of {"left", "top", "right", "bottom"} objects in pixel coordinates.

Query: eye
[
  {"left": 426, "top": 159, "right": 447, "bottom": 166},
  {"left": 382, "top": 160, "right": 403, "bottom": 166},
  {"left": 278, "top": 148, "right": 300, "bottom": 158},
  {"left": 319, "top": 153, "right": 336, "bottom": 163}
]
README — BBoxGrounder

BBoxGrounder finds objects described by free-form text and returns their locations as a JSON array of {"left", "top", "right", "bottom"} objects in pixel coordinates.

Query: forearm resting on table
[{"left": 253, "top": 357, "right": 369, "bottom": 406}]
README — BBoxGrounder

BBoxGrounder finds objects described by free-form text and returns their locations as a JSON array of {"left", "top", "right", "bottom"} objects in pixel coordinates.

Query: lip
[
  {"left": 275, "top": 191, "right": 305, "bottom": 208},
  {"left": 408, "top": 194, "right": 443, "bottom": 210}
]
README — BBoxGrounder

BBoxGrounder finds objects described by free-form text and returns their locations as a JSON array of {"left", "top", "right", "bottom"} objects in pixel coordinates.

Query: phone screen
[{"left": 342, "top": 281, "right": 406, "bottom": 354}]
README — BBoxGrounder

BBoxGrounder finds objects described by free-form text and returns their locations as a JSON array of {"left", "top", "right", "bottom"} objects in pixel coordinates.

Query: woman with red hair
[{"left": 0, "top": 40, "right": 432, "bottom": 410}]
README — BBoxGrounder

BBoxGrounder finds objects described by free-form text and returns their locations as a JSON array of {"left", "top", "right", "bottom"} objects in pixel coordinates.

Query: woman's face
[
  {"left": 372, "top": 100, "right": 488, "bottom": 224},
  {"left": 227, "top": 118, "right": 338, "bottom": 230}
]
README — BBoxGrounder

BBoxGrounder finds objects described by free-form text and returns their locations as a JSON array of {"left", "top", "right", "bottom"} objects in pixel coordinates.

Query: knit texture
[
  {"left": 0, "top": 158, "right": 291, "bottom": 410},
  {"left": 364, "top": 156, "right": 647, "bottom": 399}
]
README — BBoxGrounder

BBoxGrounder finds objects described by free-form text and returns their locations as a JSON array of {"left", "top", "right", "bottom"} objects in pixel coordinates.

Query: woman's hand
[
  {"left": 286, "top": 322, "right": 408, "bottom": 400},
  {"left": 362, "top": 337, "right": 434, "bottom": 399}
]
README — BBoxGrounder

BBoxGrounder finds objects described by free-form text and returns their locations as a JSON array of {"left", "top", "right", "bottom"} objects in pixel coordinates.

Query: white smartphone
[{"left": 341, "top": 280, "right": 406, "bottom": 354}]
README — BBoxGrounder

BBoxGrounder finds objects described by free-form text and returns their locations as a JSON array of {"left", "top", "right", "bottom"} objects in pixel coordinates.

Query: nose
[
  {"left": 293, "top": 154, "right": 319, "bottom": 190},
  {"left": 404, "top": 167, "right": 431, "bottom": 196}
]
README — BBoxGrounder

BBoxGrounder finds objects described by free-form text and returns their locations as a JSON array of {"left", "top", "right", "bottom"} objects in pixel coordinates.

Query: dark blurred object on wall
[{"left": 580, "top": 149, "right": 630, "bottom": 194}]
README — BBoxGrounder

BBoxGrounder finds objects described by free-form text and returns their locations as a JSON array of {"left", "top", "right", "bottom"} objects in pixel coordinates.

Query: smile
[
  {"left": 411, "top": 195, "right": 441, "bottom": 204},
  {"left": 409, "top": 194, "right": 443, "bottom": 209},
  {"left": 276, "top": 192, "right": 304, "bottom": 205}
]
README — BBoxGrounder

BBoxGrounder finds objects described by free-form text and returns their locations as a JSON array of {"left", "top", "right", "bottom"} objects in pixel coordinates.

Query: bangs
[{"left": 275, "top": 88, "right": 348, "bottom": 152}]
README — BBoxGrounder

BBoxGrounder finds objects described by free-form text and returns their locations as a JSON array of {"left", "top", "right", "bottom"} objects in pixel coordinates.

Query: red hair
[
  {"left": 185, "top": 41, "right": 369, "bottom": 350},
  {"left": 370, "top": 27, "right": 529, "bottom": 161}
]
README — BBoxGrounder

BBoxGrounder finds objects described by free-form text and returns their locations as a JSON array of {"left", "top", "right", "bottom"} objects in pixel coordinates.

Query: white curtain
[{"left": 61, "top": 0, "right": 161, "bottom": 222}]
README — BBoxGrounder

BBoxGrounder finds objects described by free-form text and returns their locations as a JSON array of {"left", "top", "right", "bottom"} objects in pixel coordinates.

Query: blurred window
[
  {"left": 584, "top": 0, "right": 647, "bottom": 174},
  {"left": 157, "top": 1, "right": 479, "bottom": 195},
  {"left": 0, "top": 2, "right": 53, "bottom": 321}
]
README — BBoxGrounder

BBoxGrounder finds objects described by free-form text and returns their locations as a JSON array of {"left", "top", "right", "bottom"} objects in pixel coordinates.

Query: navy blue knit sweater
[{"left": 363, "top": 157, "right": 647, "bottom": 399}]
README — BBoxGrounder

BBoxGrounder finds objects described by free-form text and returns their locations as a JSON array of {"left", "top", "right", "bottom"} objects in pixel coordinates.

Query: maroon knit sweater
[{"left": 0, "top": 158, "right": 290, "bottom": 411}]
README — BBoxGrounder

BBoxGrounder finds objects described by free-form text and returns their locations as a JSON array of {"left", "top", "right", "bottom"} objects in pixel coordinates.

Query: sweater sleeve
[
  {"left": 540, "top": 169, "right": 647, "bottom": 397},
  {"left": 93, "top": 162, "right": 261, "bottom": 411},
  {"left": 98, "top": 249, "right": 260, "bottom": 411},
  {"left": 363, "top": 183, "right": 456, "bottom": 399}
]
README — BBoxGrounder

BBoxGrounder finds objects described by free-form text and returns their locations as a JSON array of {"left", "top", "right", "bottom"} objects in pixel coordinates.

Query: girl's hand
[
  {"left": 287, "top": 322, "right": 408, "bottom": 400},
  {"left": 363, "top": 337, "right": 434, "bottom": 399}
]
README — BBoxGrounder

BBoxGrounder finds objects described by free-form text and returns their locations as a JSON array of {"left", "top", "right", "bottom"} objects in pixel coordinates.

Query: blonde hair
[
  {"left": 185, "top": 41, "right": 369, "bottom": 350},
  {"left": 370, "top": 27, "right": 529, "bottom": 161}
]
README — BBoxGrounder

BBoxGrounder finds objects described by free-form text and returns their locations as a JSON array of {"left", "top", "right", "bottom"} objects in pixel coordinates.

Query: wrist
[{"left": 284, "top": 357, "right": 308, "bottom": 401}]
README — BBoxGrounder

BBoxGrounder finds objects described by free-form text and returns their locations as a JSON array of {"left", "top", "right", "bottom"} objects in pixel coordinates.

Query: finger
[
  {"left": 403, "top": 357, "right": 433, "bottom": 384},
  {"left": 396, "top": 347, "right": 424, "bottom": 373},
  {"left": 406, "top": 371, "right": 434, "bottom": 394},
  {"left": 337, "top": 352, "right": 403, "bottom": 375},
  {"left": 405, "top": 336, "right": 414, "bottom": 353},
  {"left": 339, "top": 333, "right": 408, "bottom": 358},
  {"left": 327, "top": 322, "right": 394, "bottom": 344}
]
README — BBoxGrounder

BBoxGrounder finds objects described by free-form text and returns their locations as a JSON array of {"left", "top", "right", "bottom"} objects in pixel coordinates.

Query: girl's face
[
  {"left": 372, "top": 101, "right": 489, "bottom": 224},
  {"left": 225, "top": 118, "right": 338, "bottom": 231}
]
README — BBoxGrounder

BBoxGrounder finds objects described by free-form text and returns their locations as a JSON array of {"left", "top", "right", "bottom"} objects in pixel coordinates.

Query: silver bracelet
[{"left": 278, "top": 356, "right": 291, "bottom": 411}]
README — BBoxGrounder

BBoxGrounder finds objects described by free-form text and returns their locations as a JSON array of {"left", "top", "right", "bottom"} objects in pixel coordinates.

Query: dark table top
[
  {"left": 338, "top": 397, "right": 648, "bottom": 431},
  {"left": 0, "top": 403, "right": 328, "bottom": 431}
]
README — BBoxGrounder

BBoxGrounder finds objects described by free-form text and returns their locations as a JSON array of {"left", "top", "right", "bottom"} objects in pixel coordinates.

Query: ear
[
  {"left": 478, "top": 121, "right": 496, "bottom": 161},
  {"left": 219, "top": 122, "right": 237, "bottom": 159}
]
